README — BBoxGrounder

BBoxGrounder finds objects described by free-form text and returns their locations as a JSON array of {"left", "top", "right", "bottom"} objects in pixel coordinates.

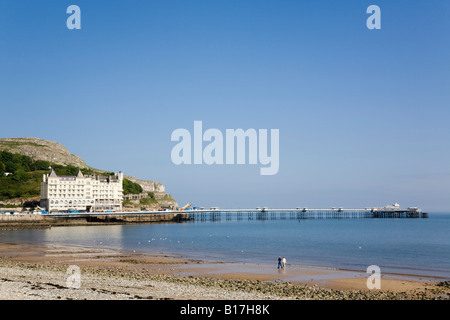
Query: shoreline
[{"left": 0, "top": 242, "right": 448, "bottom": 300}]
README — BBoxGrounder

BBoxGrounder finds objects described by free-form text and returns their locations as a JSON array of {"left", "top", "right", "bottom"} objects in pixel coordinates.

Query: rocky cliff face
[{"left": 0, "top": 138, "right": 88, "bottom": 168}]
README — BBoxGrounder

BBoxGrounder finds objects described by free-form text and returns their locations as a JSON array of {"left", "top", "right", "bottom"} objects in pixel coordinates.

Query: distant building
[{"left": 40, "top": 169, "right": 123, "bottom": 212}]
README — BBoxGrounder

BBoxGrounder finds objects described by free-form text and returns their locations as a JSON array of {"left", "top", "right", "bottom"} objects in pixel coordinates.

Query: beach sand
[{"left": 0, "top": 242, "right": 448, "bottom": 300}]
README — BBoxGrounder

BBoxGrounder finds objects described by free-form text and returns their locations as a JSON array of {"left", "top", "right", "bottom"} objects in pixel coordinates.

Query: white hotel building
[{"left": 40, "top": 169, "right": 124, "bottom": 212}]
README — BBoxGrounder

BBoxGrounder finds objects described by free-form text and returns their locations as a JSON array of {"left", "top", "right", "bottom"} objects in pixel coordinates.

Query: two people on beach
[{"left": 277, "top": 256, "right": 286, "bottom": 269}]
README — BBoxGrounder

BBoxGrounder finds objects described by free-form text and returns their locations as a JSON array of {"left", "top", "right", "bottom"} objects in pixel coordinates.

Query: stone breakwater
[
  {"left": 0, "top": 213, "right": 191, "bottom": 230},
  {"left": 0, "top": 260, "right": 448, "bottom": 300}
]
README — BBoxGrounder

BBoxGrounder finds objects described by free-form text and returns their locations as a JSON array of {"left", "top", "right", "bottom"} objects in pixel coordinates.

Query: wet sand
[{"left": 0, "top": 242, "right": 448, "bottom": 300}]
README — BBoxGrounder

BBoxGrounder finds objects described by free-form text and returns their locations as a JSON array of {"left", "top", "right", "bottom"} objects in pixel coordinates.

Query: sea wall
[{"left": 0, "top": 213, "right": 191, "bottom": 230}]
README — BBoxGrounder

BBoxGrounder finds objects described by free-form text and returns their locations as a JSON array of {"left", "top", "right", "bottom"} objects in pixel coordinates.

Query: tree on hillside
[
  {"left": 30, "top": 160, "right": 51, "bottom": 171},
  {"left": 123, "top": 179, "right": 143, "bottom": 195},
  {"left": 11, "top": 169, "right": 27, "bottom": 182}
]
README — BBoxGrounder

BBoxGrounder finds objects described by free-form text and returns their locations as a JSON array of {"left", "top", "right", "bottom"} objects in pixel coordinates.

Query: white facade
[{"left": 40, "top": 169, "right": 123, "bottom": 212}]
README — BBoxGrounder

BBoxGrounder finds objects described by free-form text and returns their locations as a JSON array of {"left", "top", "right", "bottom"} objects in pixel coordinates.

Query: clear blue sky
[{"left": 1, "top": 1, "right": 449, "bottom": 211}]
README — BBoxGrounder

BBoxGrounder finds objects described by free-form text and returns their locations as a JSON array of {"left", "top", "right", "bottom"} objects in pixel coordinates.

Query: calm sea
[{"left": 1, "top": 212, "right": 449, "bottom": 279}]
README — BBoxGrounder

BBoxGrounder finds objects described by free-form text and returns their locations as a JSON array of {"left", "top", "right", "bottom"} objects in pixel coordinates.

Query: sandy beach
[{"left": 0, "top": 242, "right": 448, "bottom": 300}]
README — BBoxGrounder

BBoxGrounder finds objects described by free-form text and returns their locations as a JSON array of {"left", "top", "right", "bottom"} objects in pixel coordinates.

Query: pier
[{"left": 183, "top": 206, "right": 428, "bottom": 222}]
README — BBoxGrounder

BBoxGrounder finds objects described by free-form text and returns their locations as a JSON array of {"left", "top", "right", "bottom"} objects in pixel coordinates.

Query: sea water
[{"left": 1, "top": 212, "right": 449, "bottom": 279}]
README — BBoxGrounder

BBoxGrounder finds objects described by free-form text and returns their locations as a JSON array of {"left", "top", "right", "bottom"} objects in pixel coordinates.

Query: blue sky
[{"left": 1, "top": 1, "right": 449, "bottom": 211}]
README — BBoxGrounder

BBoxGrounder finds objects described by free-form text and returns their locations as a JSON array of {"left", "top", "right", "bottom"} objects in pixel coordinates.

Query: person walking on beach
[
  {"left": 281, "top": 257, "right": 286, "bottom": 269},
  {"left": 277, "top": 256, "right": 282, "bottom": 269}
]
